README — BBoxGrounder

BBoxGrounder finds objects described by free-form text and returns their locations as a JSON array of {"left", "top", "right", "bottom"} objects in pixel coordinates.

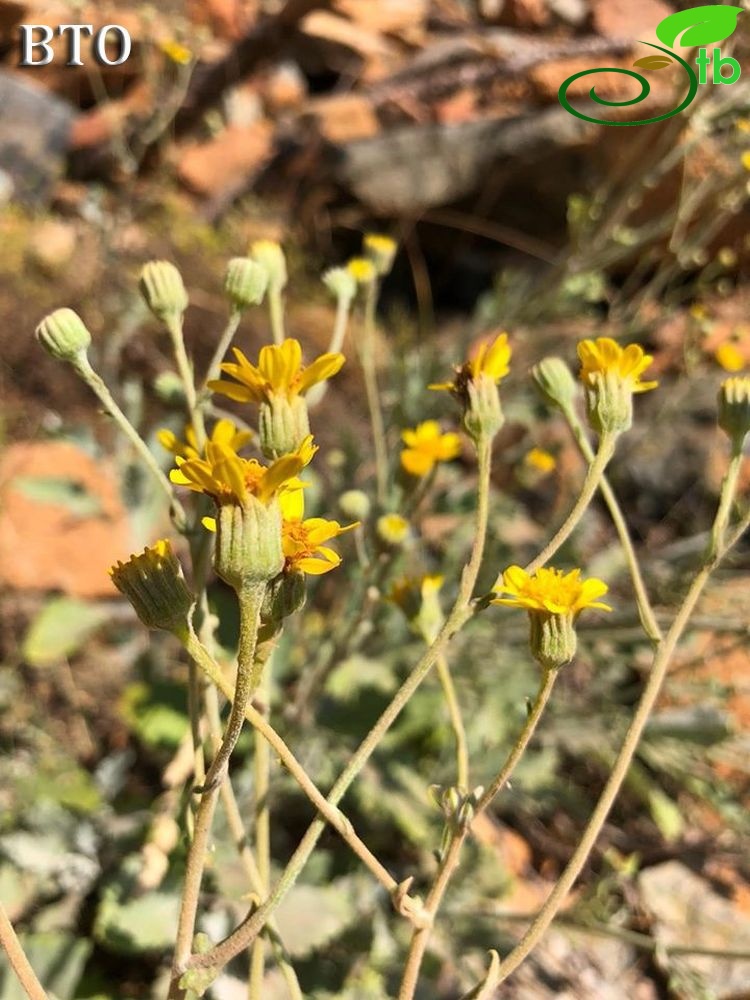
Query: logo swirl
[{"left": 558, "top": 42, "right": 698, "bottom": 127}]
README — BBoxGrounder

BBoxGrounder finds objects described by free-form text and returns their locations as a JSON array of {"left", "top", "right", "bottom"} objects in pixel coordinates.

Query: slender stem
[
  {"left": 435, "top": 653, "right": 469, "bottom": 789},
  {"left": 360, "top": 280, "right": 389, "bottom": 506},
  {"left": 201, "top": 309, "right": 242, "bottom": 393},
  {"left": 524, "top": 433, "right": 616, "bottom": 574},
  {"left": 204, "top": 684, "right": 303, "bottom": 1000},
  {"left": 398, "top": 667, "right": 558, "bottom": 1000},
  {"left": 480, "top": 456, "right": 747, "bottom": 988},
  {"left": 307, "top": 294, "right": 352, "bottom": 408},
  {"left": 565, "top": 410, "right": 662, "bottom": 643},
  {"left": 171, "top": 584, "right": 264, "bottom": 981},
  {"left": 182, "top": 635, "right": 410, "bottom": 902},
  {"left": 399, "top": 834, "right": 464, "bottom": 1000},
  {"left": 187, "top": 436, "right": 493, "bottom": 974},
  {"left": 73, "top": 355, "right": 184, "bottom": 524},
  {"left": 268, "top": 287, "right": 285, "bottom": 345},
  {"left": 167, "top": 315, "right": 199, "bottom": 415},
  {"left": 709, "top": 446, "right": 743, "bottom": 557},
  {"left": 0, "top": 903, "right": 49, "bottom": 1000},
  {"left": 249, "top": 655, "right": 272, "bottom": 1000}
]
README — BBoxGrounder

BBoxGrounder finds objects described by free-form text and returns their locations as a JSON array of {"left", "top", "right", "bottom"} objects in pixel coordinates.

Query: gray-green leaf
[
  {"left": 22, "top": 597, "right": 108, "bottom": 667},
  {"left": 12, "top": 475, "right": 102, "bottom": 518}
]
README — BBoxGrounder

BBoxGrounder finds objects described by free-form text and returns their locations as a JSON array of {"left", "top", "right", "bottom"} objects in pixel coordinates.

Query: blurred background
[{"left": 1, "top": 1, "right": 750, "bottom": 998}]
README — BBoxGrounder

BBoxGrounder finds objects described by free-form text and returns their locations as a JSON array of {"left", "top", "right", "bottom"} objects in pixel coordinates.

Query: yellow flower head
[
  {"left": 492, "top": 565, "right": 612, "bottom": 615},
  {"left": 430, "top": 332, "right": 512, "bottom": 392},
  {"left": 347, "top": 257, "right": 377, "bottom": 285},
  {"left": 577, "top": 338, "right": 658, "bottom": 394},
  {"left": 401, "top": 421, "right": 461, "bottom": 477},
  {"left": 158, "top": 418, "right": 253, "bottom": 462},
  {"left": 363, "top": 233, "right": 397, "bottom": 275},
  {"left": 208, "top": 338, "right": 345, "bottom": 406},
  {"left": 715, "top": 342, "right": 745, "bottom": 373},
  {"left": 524, "top": 447, "right": 556, "bottom": 475},
  {"left": 376, "top": 512, "right": 410, "bottom": 546},
  {"left": 279, "top": 490, "right": 357, "bottom": 575},
  {"left": 158, "top": 39, "right": 192, "bottom": 65},
  {"left": 170, "top": 435, "right": 316, "bottom": 506}
]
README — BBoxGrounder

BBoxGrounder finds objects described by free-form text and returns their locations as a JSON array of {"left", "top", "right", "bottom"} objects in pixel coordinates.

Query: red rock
[
  {"left": 186, "top": 0, "right": 257, "bottom": 40},
  {"left": 335, "top": 0, "right": 427, "bottom": 40},
  {"left": 176, "top": 122, "right": 274, "bottom": 197},
  {"left": 306, "top": 93, "right": 379, "bottom": 143},
  {"left": 0, "top": 441, "right": 132, "bottom": 597}
]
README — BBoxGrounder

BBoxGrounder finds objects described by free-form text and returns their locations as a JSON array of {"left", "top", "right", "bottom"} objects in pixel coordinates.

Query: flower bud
[
  {"left": 262, "top": 569, "right": 306, "bottom": 625},
  {"left": 259, "top": 393, "right": 311, "bottom": 458},
  {"left": 110, "top": 540, "right": 193, "bottom": 636},
  {"left": 528, "top": 611, "right": 577, "bottom": 671},
  {"left": 323, "top": 266, "right": 357, "bottom": 303},
  {"left": 36, "top": 308, "right": 91, "bottom": 364},
  {"left": 347, "top": 257, "right": 376, "bottom": 286},
  {"left": 363, "top": 233, "right": 397, "bottom": 276},
  {"left": 153, "top": 370, "right": 186, "bottom": 405},
  {"left": 339, "top": 489, "right": 371, "bottom": 522},
  {"left": 377, "top": 513, "right": 410, "bottom": 547},
  {"left": 140, "top": 260, "right": 189, "bottom": 323},
  {"left": 225, "top": 257, "right": 268, "bottom": 311},
  {"left": 214, "top": 497, "right": 284, "bottom": 591},
  {"left": 464, "top": 374, "right": 504, "bottom": 442},
  {"left": 532, "top": 356, "right": 578, "bottom": 414},
  {"left": 583, "top": 371, "right": 633, "bottom": 436},
  {"left": 718, "top": 376, "right": 750, "bottom": 451},
  {"left": 251, "top": 240, "right": 287, "bottom": 292}
]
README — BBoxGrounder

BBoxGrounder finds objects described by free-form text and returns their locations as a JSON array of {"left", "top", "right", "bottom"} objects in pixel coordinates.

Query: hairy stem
[
  {"left": 0, "top": 903, "right": 48, "bottom": 1000},
  {"left": 525, "top": 433, "right": 615, "bottom": 574},
  {"left": 201, "top": 309, "right": 242, "bottom": 392},
  {"left": 398, "top": 666, "right": 558, "bottom": 1000},
  {"left": 360, "top": 280, "right": 389, "bottom": 506},
  {"left": 435, "top": 653, "right": 469, "bottom": 789},
  {"left": 249, "top": 656, "right": 272, "bottom": 1000},
  {"left": 186, "top": 435, "right": 493, "bottom": 974},
  {"left": 170, "top": 584, "right": 264, "bottom": 983}
]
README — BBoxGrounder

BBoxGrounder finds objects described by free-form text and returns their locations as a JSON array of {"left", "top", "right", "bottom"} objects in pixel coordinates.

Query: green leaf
[
  {"left": 22, "top": 597, "right": 108, "bottom": 666},
  {"left": 95, "top": 879, "right": 181, "bottom": 954},
  {"left": 633, "top": 55, "right": 673, "bottom": 70},
  {"left": 119, "top": 682, "right": 190, "bottom": 751},
  {"left": 274, "top": 878, "right": 362, "bottom": 958},
  {"left": 655, "top": 6, "right": 743, "bottom": 48},
  {"left": 647, "top": 787, "right": 685, "bottom": 842},
  {"left": 11, "top": 475, "right": 102, "bottom": 518}
]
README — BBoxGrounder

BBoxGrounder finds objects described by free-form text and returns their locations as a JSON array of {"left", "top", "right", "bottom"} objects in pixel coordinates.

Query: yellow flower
[
  {"left": 279, "top": 490, "right": 357, "bottom": 575},
  {"left": 715, "top": 342, "right": 745, "bottom": 373},
  {"left": 493, "top": 565, "right": 611, "bottom": 670},
  {"left": 524, "top": 447, "right": 556, "bottom": 474},
  {"left": 158, "top": 419, "right": 253, "bottom": 462},
  {"left": 400, "top": 421, "right": 462, "bottom": 477},
  {"left": 158, "top": 39, "right": 192, "bottom": 65},
  {"left": 577, "top": 338, "right": 658, "bottom": 394},
  {"left": 170, "top": 435, "right": 316, "bottom": 506},
  {"left": 208, "top": 338, "right": 345, "bottom": 405},
  {"left": 363, "top": 233, "right": 397, "bottom": 275},
  {"left": 430, "top": 332, "right": 511, "bottom": 440},
  {"left": 347, "top": 257, "right": 377, "bottom": 285},
  {"left": 492, "top": 565, "right": 612, "bottom": 615},
  {"left": 718, "top": 375, "right": 750, "bottom": 448},
  {"left": 742, "top": 150, "right": 750, "bottom": 172}
]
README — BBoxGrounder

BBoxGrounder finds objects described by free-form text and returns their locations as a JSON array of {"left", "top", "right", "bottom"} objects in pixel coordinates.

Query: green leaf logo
[
  {"left": 633, "top": 55, "right": 673, "bottom": 70},
  {"left": 656, "top": 5, "right": 743, "bottom": 48}
]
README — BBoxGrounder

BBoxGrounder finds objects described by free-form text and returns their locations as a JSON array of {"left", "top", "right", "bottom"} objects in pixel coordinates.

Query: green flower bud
[
  {"left": 262, "top": 570, "right": 306, "bottom": 625},
  {"left": 250, "top": 240, "right": 287, "bottom": 292},
  {"left": 323, "top": 266, "right": 357, "bottom": 303},
  {"left": 464, "top": 373, "right": 504, "bottom": 442},
  {"left": 259, "top": 393, "right": 310, "bottom": 458},
  {"left": 153, "top": 370, "right": 186, "bottom": 405},
  {"left": 225, "top": 257, "right": 268, "bottom": 311},
  {"left": 377, "top": 513, "right": 410, "bottom": 547},
  {"left": 110, "top": 540, "right": 193, "bottom": 637},
  {"left": 718, "top": 376, "right": 750, "bottom": 451},
  {"left": 532, "top": 356, "right": 578, "bottom": 414},
  {"left": 528, "top": 611, "right": 576, "bottom": 671},
  {"left": 339, "top": 489, "right": 371, "bottom": 522},
  {"left": 214, "top": 497, "right": 284, "bottom": 591},
  {"left": 140, "top": 260, "right": 188, "bottom": 323},
  {"left": 36, "top": 308, "right": 91, "bottom": 364},
  {"left": 583, "top": 371, "right": 633, "bottom": 436}
]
